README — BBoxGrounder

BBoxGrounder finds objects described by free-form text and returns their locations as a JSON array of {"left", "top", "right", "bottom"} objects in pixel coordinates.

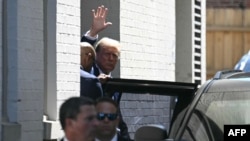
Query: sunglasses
[{"left": 97, "top": 113, "right": 118, "bottom": 121}]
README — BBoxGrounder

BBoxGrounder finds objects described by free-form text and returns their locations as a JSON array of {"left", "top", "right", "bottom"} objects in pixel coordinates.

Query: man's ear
[
  {"left": 65, "top": 118, "right": 74, "bottom": 128},
  {"left": 116, "top": 115, "right": 120, "bottom": 123}
]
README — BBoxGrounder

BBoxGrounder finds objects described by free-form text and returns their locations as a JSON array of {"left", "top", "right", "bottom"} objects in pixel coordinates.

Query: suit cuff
[{"left": 84, "top": 30, "right": 98, "bottom": 40}]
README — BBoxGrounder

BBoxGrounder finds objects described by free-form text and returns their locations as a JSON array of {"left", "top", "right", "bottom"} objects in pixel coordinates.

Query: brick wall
[
  {"left": 43, "top": 0, "right": 81, "bottom": 139},
  {"left": 16, "top": 0, "right": 44, "bottom": 140},
  {"left": 207, "top": 0, "right": 250, "bottom": 8},
  {"left": 119, "top": 0, "right": 176, "bottom": 138},
  {"left": 56, "top": 0, "right": 81, "bottom": 115},
  {"left": 120, "top": 1, "right": 175, "bottom": 81},
  {"left": 2, "top": 0, "right": 178, "bottom": 140}
]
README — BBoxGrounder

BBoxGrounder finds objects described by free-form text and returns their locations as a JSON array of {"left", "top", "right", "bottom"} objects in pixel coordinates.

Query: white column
[
  {"left": 2, "top": 0, "right": 44, "bottom": 140},
  {"left": 44, "top": 0, "right": 81, "bottom": 139}
]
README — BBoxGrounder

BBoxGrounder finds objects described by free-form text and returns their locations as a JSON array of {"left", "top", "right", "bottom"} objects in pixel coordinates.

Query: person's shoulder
[{"left": 80, "top": 69, "right": 96, "bottom": 78}]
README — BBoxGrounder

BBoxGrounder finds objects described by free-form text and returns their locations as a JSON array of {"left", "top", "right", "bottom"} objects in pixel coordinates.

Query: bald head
[{"left": 80, "top": 42, "right": 96, "bottom": 72}]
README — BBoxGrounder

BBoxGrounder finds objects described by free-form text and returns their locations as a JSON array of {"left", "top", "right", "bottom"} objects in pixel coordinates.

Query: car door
[{"left": 103, "top": 78, "right": 198, "bottom": 138}]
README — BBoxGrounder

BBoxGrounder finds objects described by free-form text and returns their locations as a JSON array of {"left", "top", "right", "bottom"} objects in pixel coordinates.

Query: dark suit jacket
[
  {"left": 95, "top": 133, "right": 132, "bottom": 141},
  {"left": 117, "top": 133, "right": 133, "bottom": 141},
  {"left": 81, "top": 35, "right": 97, "bottom": 46},
  {"left": 80, "top": 69, "right": 103, "bottom": 100},
  {"left": 92, "top": 63, "right": 101, "bottom": 76}
]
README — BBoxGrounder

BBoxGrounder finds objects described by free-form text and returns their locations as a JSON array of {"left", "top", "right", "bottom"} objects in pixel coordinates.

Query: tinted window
[{"left": 181, "top": 91, "right": 250, "bottom": 141}]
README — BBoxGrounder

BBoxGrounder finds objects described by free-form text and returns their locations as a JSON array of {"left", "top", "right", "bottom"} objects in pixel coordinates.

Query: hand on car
[{"left": 98, "top": 73, "right": 110, "bottom": 84}]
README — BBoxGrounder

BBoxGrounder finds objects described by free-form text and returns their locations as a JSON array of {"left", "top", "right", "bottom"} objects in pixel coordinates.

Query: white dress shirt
[
  {"left": 84, "top": 30, "right": 98, "bottom": 40},
  {"left": 60, "top": 137, "right": 68, "bottom": 141}
]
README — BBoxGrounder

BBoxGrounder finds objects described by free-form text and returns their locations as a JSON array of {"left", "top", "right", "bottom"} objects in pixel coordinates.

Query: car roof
[
  {"left": 207, "top": 70, "right": 250, "bottom": 93},
  {"left": 206, "top": 79, "right": 250, "bottom": 93},
  {"left": 213, "top": 69, "right": 250, "bottom": 79}
]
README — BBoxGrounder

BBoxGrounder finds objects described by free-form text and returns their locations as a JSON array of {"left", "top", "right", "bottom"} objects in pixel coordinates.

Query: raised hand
[{"left": 88, "top": 5, "right": 112, "bottom": 37}]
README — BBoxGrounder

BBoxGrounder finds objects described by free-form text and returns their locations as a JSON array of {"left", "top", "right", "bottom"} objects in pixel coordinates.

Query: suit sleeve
[
  {"left": 81, "top": 34, "right": 98, "bottom": 46},
  {"left": 80, "top": 77, "right": 103, "bottom": 100},
  {"left": 80, "top": 69, "right": 103, "bottom": 100}
]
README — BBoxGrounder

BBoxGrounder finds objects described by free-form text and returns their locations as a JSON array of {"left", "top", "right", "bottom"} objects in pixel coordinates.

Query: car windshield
[{"left": 181, "top": 91, "right": 250, "bottom": 141}]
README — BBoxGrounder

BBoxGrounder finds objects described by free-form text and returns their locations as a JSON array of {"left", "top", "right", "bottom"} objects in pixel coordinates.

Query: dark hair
[
  {"left": 95, "top": 97, "right": 118, "bottom": 113},
  {"left": 59, "top": 96, "right": 94, "bottom": 130}
]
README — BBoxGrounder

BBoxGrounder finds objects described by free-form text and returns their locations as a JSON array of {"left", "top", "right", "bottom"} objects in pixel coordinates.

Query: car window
[
  {"left": 119, "top": 92, "right": 177, "bottom": 135},
  {"left": 206, "top": 94, "right": 250, "bottom": 130},
  {"left": 201, "top": 91, "right": 250, "bottom": 128},
  {"left": 181, "top": 110, "right": 211, "bottom": 141},
  {"left": 180, "top": 91, "right": 250, "bottom": 141}
]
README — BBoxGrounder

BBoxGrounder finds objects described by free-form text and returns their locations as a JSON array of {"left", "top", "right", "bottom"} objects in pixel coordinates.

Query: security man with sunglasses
[{"left": 95, "top": 97, "right": 130, "bottom": 141}]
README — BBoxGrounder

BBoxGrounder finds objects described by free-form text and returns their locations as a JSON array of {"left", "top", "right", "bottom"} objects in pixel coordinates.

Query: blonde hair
[{"left": 95, "top": 37, "right": 121, "bottom": 54}]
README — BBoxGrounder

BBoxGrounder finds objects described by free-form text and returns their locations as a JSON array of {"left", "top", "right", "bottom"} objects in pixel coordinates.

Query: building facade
[{"left": 0, "top": 0, "right": 206, "bottom": 140}]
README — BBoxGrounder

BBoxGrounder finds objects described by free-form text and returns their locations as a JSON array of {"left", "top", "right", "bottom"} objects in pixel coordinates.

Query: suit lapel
[{"left": 92, "top": 64, "right": 100, "bottom": 77}]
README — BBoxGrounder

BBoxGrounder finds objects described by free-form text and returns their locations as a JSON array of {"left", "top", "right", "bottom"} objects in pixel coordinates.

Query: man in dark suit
[
  {"left": 80, "top": 5, "right": 112, "bottom": 100},
  {"left": 81, "top": 5, "right": 132, "bottom": 141},
  {"left": 92, "top": 37, "right": 120, "bottom": 77},
  {"left": 95, "top": 97, "right": 130, "bottom": 141},
  {"left": 80, "top": 42, "right": 103, "bottom": 100},
  {"left": 59, "top": 96, "right": 98, "bottom": 141}
]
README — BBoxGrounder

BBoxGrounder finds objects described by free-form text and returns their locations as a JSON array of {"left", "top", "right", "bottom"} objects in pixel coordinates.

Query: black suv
[{"left": 104, "top": 70, "right": 250, "bottom": 141}]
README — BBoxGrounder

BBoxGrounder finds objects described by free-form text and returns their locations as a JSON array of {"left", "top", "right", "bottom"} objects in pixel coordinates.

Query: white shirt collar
[
  {"left": 62, "top": 137, "right": 69, "bottom": 141},
  {"left": 84, "top": 30, "right": 98, "bottom": 40},
  {"left": 95, "top": 134, "right": 118, "bottom": 141}
]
